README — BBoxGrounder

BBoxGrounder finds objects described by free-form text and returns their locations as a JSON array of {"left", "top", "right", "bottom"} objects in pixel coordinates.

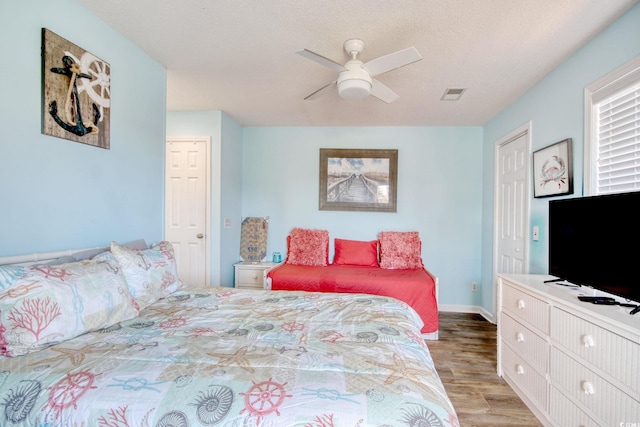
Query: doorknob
[{"left": 197, "top": 233, "right": 204, "bottom": 239}]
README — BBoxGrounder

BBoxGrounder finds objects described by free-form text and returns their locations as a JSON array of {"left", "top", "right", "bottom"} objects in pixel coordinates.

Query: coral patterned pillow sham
[
  {"left": 0, "top": 256, "right": 138, "bottom": 357},
  {"left": 286, "top": 228, "right": 329, "bottom": 267},
  {"left": 333, "top": 238, "right": 379, "bottom": 267},
  {"left": 110, "top": 240, "right": 181, "bottom": 310},
  {"left": 379, "top": 231, "right": 423, "bottom": 269}
]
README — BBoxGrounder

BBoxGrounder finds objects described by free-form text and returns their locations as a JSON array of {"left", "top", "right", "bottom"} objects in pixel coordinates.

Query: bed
[
  {"left": 0, "top": 242, "right": 459, "bottom": 426},
  {"left": 267, "top": 263, "right": 439, "bottom": 338},
  {"left": 266, "top": 229, "right": 440, "bottom": 339}
]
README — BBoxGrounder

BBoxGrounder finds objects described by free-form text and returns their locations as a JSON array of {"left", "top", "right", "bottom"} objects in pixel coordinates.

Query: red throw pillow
[
  {"left": 286, "top": 228, "right": 329, "bottom": 266},
  {"left": 379, "top": 231, "right": 423, "bottom": 269},
  {"left": 333, "top": 238, "right": 379, "bottom": 267}
]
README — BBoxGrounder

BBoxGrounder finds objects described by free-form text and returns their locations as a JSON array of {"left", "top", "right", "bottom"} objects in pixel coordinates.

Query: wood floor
[{"left": 427, "top": 312, "right": 543, "bottom": 427}]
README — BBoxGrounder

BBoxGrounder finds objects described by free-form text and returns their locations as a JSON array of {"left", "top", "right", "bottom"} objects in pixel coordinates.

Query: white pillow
[{"left": 110, "top": 241, "right": 181, "bottom": 310}]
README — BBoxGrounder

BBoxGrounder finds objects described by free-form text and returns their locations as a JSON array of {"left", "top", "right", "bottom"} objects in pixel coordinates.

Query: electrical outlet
[
  {"left": 471, "top": 282, "right": 478, "bottom": 292},
  {"left": 533, "top": 226, "right": 540, "bottom": 241}
]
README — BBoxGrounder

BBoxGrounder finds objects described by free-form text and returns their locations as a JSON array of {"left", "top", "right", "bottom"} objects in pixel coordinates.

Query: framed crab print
[{"left": 533, "top": 138, "right": 573, "bottom": 198}]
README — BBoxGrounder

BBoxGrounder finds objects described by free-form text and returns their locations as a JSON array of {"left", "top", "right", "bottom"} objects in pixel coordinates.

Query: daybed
[
  {"left": 0, "top": 241, "right": 458, "bottom": 426},
  {"left": 266, "top": 229, "right": 439, "bottom": 338}
]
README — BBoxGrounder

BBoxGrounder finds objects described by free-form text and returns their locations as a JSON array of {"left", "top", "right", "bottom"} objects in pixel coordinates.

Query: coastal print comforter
[{"left": 0, "top": 287, "right": 459, "bottom": 426}]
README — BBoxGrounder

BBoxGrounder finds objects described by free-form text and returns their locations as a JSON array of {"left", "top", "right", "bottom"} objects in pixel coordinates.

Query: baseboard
[{"left": 439, "top": 304, "right": 495, "bottom": 324}]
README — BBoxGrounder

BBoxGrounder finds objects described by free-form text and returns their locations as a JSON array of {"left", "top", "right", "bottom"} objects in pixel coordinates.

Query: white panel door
[
  {"left": 497, "top": 131, "right": 529, "bottom": 274},
  {"left": 165, "top": 137, "right": 209, "bottom": 287}
]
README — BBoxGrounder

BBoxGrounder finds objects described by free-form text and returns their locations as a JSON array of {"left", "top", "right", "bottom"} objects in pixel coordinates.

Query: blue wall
[
  {"left": 481, "top": 4, "right": 640, "bottom": 313},
  {"left": 0, "top": 0, "right": 166, "bottom": 257},
  {"left": 242, "top": 126, "right": 484, "bottom": 309}
]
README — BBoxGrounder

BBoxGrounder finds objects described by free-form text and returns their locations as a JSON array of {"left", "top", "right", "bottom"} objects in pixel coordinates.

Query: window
[{"left": 584, "top": 56, "right": 640, "bottom": 195}]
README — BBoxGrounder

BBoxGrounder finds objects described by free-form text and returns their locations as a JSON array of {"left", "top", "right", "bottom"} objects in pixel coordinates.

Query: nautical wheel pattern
[
  {"left": 46, "top": 371, "right": 97, "bottom": 418},
  {"left": 239, "top": 378, "right": 292, "bottom": 425}
]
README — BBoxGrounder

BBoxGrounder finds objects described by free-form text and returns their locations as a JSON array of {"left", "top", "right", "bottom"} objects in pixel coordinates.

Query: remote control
[{"left": 578, "top": 296, "right": 617, "bottom": 304}]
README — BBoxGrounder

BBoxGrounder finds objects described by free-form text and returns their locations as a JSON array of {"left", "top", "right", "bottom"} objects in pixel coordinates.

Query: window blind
[{"left": 594, "top": 81, "right": 640, "bottom": 194}]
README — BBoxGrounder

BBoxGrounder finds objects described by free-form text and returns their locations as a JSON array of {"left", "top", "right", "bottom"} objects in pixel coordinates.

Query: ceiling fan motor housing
[{"left": 337, "top": 60, "right": 372, "bottom": 99}]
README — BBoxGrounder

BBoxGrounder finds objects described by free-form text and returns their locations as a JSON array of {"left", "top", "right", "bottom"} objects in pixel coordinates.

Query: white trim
[
  {"left": 0, "top": 247, "right": 101, "bottom": 266},
  {"left": 584, "top": 55, "right": 640, "bottom": 195},
  {"left": 439, "top": 304, "right": 495, "bottom": 323},
  {"left": 492, "top": 121, "right": 532, "bottom": 320}
]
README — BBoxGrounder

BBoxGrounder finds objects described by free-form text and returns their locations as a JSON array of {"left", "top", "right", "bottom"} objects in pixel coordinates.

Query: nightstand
[{"left": 234, "top": 262, "right": 277, "bottom": 290}]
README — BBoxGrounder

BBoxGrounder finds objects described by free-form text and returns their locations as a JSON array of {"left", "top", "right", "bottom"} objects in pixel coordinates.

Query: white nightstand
[{"left": 234, "top": 262, "right": 277, "bottom": 290}]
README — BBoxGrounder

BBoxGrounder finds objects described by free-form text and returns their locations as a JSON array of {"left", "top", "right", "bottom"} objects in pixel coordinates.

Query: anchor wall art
[{"left": 42, "top": 28, "right": 110, "bottom": 149}]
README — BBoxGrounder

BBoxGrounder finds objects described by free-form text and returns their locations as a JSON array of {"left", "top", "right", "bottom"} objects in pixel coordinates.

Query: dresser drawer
[
  {"left": 501, "top": 343, "right": 547, "bottom": 411},
  {"left": 501, "top": 281, "right": 549, "bottom": 334},
  {"left": 549, "top": 385, "right": 599, "bottom": 427},
  {"left": 550, "top": 307, "right": 640, "bottom": 394},
  {"left": 549, "top": 347, "right": 640, "bottom": 426},
  {"left": 501, "top": 312, "right": 548, "bottom": 373}
]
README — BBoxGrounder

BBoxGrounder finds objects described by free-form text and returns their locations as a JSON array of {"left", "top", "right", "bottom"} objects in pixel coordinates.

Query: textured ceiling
[{"left": 78, "top": 0, "right": 638, "bottom": 126}]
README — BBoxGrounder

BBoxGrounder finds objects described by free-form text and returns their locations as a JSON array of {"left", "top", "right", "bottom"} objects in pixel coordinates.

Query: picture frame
[
  {"left": 240, "top": 217, "right": 269, "bottom": 263},
  {"left": 533, "top": 138, "right": 573, "bottom": 198},
  {"left": 319, "top": 148, "right": 398, "bottom": 212},
  {"left": 42, "top": 28, "right": 111, "bottom": 149}
]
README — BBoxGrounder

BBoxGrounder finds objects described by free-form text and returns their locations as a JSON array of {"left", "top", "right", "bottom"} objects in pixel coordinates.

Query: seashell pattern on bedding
[{"left": 0, "top": 286, "right": 459, "bottom": 426}]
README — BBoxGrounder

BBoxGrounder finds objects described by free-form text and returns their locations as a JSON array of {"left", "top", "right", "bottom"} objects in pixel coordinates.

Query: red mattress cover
[{"left": 267, "top": 263, "right": 438, "bottom": 334}]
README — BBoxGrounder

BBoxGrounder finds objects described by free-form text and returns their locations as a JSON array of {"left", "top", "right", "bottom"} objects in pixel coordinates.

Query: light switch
[
  {"left": 224, "top": 218, "right": 231, "bottom": 228},
  {"left": 533, "top": 226, "right": 539, "bottom": 241}
]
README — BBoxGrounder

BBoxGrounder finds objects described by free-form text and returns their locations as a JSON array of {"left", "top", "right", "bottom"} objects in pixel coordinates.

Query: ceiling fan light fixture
[
  {"left": 337, "top": 60, "right": 372, "bottom": 99},
  {"left": 338, "top": 78, "right": 372, "bottom": 99},
  {"left": 297, "top": 39, "right": 420, "bottom": 103}
]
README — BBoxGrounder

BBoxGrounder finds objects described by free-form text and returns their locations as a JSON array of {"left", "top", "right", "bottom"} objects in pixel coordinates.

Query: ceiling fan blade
[
  {"left": 304, "top": 81, "right": 336, "bottom": 100},
  {"left": 370, "top": 78, "right": 399, "bottom": 104},
  {"left": 296, "top": 49, "right": 347, "bottom": 73},
  {"left": 363, "top": 47, "right": 422, "bottom": 76}
]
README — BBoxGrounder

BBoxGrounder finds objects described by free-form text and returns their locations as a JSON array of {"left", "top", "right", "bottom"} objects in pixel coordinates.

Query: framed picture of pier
[{"left": 319, "top": 148, "right": 398, "bottom": 212}]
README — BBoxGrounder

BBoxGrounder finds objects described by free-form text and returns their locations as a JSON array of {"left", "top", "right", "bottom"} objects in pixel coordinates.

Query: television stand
[{"left": 497, "top": 274, "right": 640, "bottom": 426}]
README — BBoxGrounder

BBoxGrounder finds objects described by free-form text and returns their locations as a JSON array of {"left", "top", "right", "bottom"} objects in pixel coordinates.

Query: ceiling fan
[{"left": 297, "top": 39, "right": 422, "bottom": 103}]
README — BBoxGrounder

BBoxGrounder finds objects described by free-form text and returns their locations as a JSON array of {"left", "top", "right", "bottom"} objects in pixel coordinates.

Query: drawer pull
[
  {"left": 582, "top": 334, "right": 595, "bottom": 348},
  {"left": 516, "top": 332, "right": 525, "bottom": 342},
  {"left": 516, "top": 364, "right": 525, "bottom": 375},
  {"left": 517, "top": 299, "right": 526, "bottom": 309},
  {"left": 582, "top": 381, "right": 595, "bottom": 395}
]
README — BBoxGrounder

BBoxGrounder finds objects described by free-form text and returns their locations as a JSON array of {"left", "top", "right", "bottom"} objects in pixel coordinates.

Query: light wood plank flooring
[{"left": 427, "top": 312, "right": 543, "bottom": 427}]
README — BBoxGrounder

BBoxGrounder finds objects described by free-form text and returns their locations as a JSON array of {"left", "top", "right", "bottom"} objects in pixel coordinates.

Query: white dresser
[
  {"left": 497, "top": 274, "right": 640, "bottom": 426},
  {"left": 233, "top": 262, "right": 277, "bottom": 290}
]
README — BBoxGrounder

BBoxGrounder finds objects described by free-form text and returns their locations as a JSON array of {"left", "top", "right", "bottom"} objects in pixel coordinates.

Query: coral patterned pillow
[
  {"left": 286, "top": 228, "right": 329, "bottom": 267},
  {"left": 333, "top": 238, "right": 379, "bottom": 267},
  {"left": 111, "top": 241, "right": 181, "bottom": 310},
  {"left": 379, "top": 231, "right": 423, "bottom": 269},
  {"left": 0, "top": 257, "right": 138, "bottom": 357}
]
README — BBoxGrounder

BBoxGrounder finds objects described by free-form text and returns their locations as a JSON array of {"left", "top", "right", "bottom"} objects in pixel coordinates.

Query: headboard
[{"left": 0, "top": 247, "right": 102, "bottom": 267}]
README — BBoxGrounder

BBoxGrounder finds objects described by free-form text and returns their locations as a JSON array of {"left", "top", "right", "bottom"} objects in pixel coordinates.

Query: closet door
[{"left": 165, "top": 137, "right": 210, "bottom": 287}]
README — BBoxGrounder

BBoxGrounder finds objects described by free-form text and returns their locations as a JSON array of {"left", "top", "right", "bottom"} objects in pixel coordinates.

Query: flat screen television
[{"left": 549, "top": 191, "right": 640, "bottom": 304}]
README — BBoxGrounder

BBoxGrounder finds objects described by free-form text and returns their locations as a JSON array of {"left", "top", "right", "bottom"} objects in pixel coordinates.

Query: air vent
[{"left": 441, "top": 88, "right": 466, "bottom": 101}]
